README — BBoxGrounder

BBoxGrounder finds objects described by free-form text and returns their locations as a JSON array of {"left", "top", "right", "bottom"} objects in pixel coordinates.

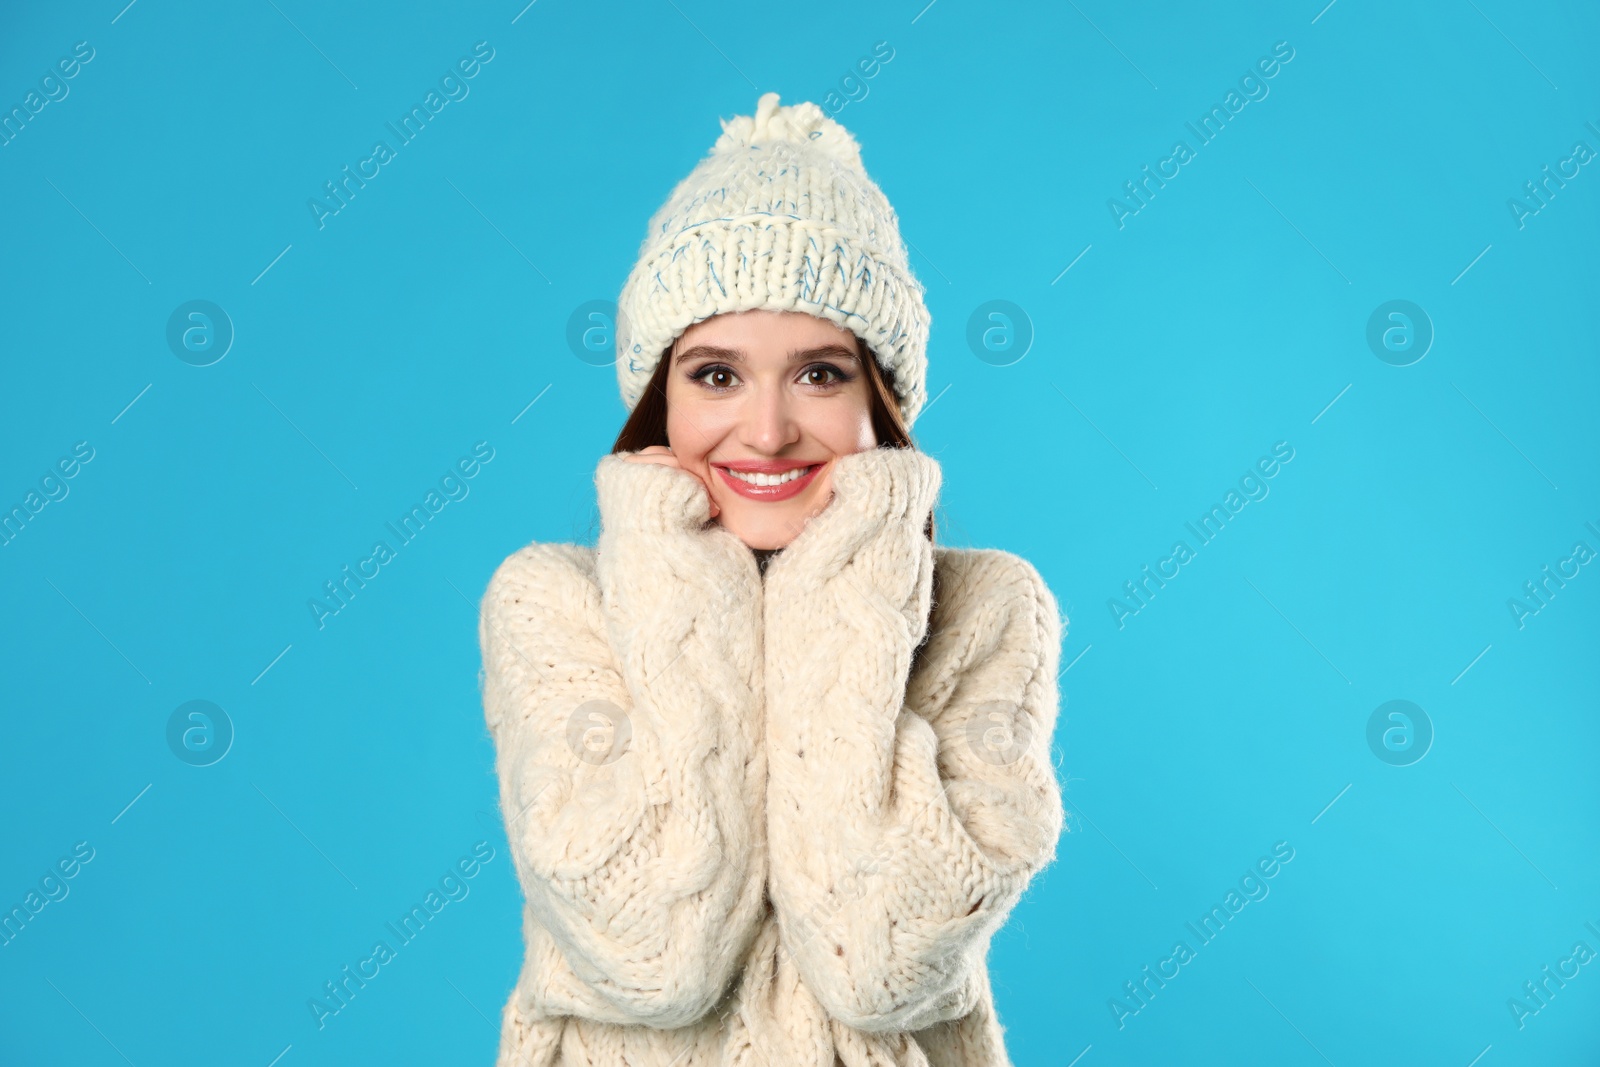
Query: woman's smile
[{"left": 713, "top": 459, "right": 824, "bottom": 502}]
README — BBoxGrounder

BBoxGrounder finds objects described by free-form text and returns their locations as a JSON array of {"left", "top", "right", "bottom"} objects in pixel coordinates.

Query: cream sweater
[{"left": 478, "top": 446, "right": 1065, "bottom": 1067}]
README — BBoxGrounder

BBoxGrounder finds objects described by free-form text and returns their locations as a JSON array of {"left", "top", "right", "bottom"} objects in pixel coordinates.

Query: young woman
[{"left": 479, "top": 92, "right": 1066, "bottom": 1067}]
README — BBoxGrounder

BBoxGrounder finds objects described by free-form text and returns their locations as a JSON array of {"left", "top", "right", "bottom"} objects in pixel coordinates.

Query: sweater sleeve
[
  {"left": 761, "top": 446, "right": 1066, "bottom": 1034},
  {"left": 479, "top": 453, "right": 769, "bottom": 1030}
]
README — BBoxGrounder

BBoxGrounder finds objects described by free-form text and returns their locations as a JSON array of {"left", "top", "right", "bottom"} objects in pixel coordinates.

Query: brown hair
[{"left": 610, "top": 332, "right": 936, "bottom": 546}]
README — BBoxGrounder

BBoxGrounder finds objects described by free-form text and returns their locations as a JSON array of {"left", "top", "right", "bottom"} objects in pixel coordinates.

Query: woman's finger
[{"left": 620, "top": 445, "right": 680, "bottom": 469}]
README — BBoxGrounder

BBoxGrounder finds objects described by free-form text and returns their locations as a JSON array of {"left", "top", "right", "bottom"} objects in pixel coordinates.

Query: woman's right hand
[{"left": 618, "top": 445, "right": 721, "bottom": 519}]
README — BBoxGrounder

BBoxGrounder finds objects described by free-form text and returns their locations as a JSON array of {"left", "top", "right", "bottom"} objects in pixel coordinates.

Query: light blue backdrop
[{"left": 2, "top": 1, "right": 1596, "bottom": 1064}]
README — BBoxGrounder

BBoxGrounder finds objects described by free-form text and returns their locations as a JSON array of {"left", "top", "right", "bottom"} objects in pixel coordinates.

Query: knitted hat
[{"left": 615, "top": 92, "right": 930, "bottom": 427}]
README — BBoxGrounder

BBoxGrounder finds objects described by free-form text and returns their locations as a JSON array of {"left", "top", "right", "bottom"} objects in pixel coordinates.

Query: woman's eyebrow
[{"left": 673, "top": 344, "right": 860, "bottom": 366}]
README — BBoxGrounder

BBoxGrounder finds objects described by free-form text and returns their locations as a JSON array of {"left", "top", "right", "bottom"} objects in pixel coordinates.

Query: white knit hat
[{"left": 615, "top": 91, "right": 930, "bottom": 428}]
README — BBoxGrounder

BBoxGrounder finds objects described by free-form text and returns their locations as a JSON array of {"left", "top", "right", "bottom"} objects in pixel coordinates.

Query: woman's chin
[{"left": 716, "top": 510, "right": 802, "bottom": 552}]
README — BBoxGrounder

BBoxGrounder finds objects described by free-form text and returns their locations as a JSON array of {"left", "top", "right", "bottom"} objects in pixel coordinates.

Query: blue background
[{"left": 2, "top": 1, "right": 1597, "bottom": 1064}]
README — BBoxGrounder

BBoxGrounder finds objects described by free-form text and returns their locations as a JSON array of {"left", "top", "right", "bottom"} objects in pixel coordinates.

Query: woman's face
[{"left": 665, "top": 309, "right": 878, "bottom": 550}]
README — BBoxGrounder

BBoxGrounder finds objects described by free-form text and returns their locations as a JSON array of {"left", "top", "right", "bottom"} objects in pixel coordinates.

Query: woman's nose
[{"left": 740, "top": 385, "right": 800, "bottom": 452}]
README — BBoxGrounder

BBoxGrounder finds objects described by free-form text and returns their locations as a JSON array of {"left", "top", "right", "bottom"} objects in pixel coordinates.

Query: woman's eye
[
  {"left": 692, "top": 365, "right": 740, "bottom": 390},
  {"left": 802, "top": 364, "right": 847, "bottom": 386}
]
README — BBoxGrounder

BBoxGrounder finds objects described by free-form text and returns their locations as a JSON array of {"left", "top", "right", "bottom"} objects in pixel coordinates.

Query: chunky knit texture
[
  {"left": 614, "top": 92, "right": 932, "bottom": 428},
  {"left": 479, "top": 447, "right": 1065, "bottom": 1066}
]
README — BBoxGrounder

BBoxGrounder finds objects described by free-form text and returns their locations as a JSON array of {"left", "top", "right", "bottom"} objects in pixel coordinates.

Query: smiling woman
[{"left": 479, "top": 92, "right": 1065, "bottom": 1067}]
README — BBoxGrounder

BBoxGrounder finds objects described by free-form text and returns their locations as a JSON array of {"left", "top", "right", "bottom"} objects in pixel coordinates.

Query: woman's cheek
[
  {"left": 697, "top": 464, "right": 722, "bottom": 518},
  {"left": 809, "top": 464, "right": 835, "bottom": 514}
]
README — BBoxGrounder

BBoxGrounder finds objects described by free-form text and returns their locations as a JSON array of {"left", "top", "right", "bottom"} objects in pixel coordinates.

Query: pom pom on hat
[
  {"left": 711, "top": 91, "right": 865, "bottom": 171},
  {"left": 613, "top": 92, "right": 931, "bottom": 428}
]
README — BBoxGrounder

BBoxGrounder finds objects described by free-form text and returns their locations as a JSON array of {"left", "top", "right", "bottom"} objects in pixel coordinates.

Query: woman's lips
[{"left": 714, "top": 463, "right": 822, "bottom": 502}]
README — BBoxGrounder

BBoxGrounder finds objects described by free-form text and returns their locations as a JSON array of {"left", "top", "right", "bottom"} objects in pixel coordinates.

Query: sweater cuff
[
  {"left": 767, "top": 447, "right": 940, "bottom": 583},
  {"left": 594, "top": 453, "right": 713, "bottom": 534},
  {"left": 829, "top": 445, "right": 940, "bottom": 530}
]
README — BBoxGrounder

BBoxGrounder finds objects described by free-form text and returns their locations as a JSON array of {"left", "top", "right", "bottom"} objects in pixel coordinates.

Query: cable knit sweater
[{"left": 478, "top": 446, "right": 1065, "bottom": 1067}]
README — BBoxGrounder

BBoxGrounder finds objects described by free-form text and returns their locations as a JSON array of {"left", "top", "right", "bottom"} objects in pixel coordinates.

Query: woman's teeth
[{"left": 725, "top": 465, "right": 813, "bottom": 486}]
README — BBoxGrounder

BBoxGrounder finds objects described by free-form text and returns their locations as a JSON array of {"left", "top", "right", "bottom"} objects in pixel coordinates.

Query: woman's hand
[{"left": 618, "top": 445, "right": 721, "bottom": 520}]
